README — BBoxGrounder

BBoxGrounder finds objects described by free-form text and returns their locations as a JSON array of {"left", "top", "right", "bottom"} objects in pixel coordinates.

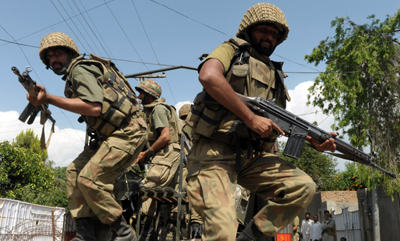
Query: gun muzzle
[{"left": 11, "top": 66, "right": 21, "bottom": 76}]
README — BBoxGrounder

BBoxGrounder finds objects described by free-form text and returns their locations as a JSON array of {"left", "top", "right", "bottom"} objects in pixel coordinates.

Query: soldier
[
  {"left": 185, "top": 3, "right": 337, "bottom": 240},
  {"left": 178, "top": 103, "right": 194, "bottom": 147},
  {"left": 134, "top": 79, "right": 181, "bottom": 240},
  {"left": 178, "top": 103, "right": 203, "bottom": 239},
  {"left": 30, "top": 32, "right": 147, "bottom": 241}
]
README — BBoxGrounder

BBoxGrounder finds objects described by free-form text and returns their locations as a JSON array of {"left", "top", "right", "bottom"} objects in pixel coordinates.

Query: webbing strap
[{"left": 40, "top": 116, "right": 56, "bottom": 150}]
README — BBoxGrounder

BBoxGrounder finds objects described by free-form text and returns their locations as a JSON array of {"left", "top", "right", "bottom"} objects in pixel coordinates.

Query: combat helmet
[
  {"left": 135, "top": 79, "right": 162, "bottom": 99},
  {"left": 236, "top": 3, "right": 290, "bottom": 46},
  {"left": 39, "top": 32, "right": 80, "bottom": 67},
  {"left": 179, "top": 103, "right": 192, "bottom": 119}
]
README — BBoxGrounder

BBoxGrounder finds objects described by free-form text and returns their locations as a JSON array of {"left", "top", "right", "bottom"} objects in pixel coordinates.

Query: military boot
[
  {"left": 110, "top": 215, "right": 137, "bottom": 241},
  {"left": 138, "top": 217, "right": 155, "bottom": 241},
  {"left": 236, "top": 219, "right": 266, "bottom": 241},
  {"left": 72, "top": 218, "right": 97, "bottom": 241},
  {"left": 191, "top": 222, "right": 202, "bottom": 239}
]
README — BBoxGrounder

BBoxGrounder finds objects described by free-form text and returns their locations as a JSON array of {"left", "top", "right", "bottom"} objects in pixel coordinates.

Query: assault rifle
[
  {"left": 12, "top": 66, "right": 56, "bottom": 149},
  {"left": 236, "top": 93, "right": 397, "bottom": 178}
]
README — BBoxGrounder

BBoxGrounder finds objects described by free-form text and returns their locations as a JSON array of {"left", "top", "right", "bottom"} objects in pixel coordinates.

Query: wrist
[{"left": 148, "top": 146, "right": 155, "bottom": 156}]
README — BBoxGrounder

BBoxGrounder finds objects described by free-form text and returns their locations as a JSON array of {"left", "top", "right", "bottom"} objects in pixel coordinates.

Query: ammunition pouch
[
  {"left": 186, "top": 91, "right": 228, "bottom": 138},
  {"left": 66, "top": 55, "right": 139, "bottom": 137}
]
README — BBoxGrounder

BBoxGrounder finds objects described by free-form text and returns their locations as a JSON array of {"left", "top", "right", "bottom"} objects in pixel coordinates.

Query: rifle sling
[{"left": 40, "top": 117, "right": 56, "bottom": 150}]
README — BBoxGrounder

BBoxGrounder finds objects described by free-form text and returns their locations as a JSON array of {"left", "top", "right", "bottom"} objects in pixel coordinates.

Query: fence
[
  {"left": 0, "top": 198, "right": 65, "bottom": 241},
  {"left": 333, "top": 206, "right": 362, "bottom": 241}
]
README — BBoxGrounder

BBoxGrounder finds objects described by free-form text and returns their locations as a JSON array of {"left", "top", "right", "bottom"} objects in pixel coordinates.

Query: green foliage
[
  {"left": 20, "top": 168, "right": 68, "bottom": 210},
  {"left": 0, "top": 130, "right": 69, "bottom": 209},
  {"left": 0, "top": 141, "right": 54, "bottom": 199},
  {"left": 13, "top": 129, "right": 48, "bottom": 161},
  {"left": 327, "top": 162, "right": 367, "bottom": 191},
  {"left": 304, "top": 11, "right": 400, "bottom": 195},
  {"left": 278, "top": 141, "right": 338, "bottom": 191}
]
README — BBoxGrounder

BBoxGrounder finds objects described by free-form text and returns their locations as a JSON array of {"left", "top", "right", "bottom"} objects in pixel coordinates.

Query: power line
[
  {"left": 1, "top": 24, "right": 84, "bottom": 144},
  {"left": 50, "top": 0, "right": 90, "bottom": 54},
  {"left": 0, "top": 0, "right": 116, "bottom": 47},
  {"left": 0, "top": 37, "right": 362, "bottom": 75},
  {"left": 130, "top": 0, "right": 177, "bottom": 103},
  {"left": 75, "top": 0, "right": 114, "bottom": 58},
  {"left": 149, "top": 0, "right": 230, "bottom": 37},
  {"left": 64, "top": 0, "right": 102, "bottom": 55},
  {"left": 0, "top": 38, "right": 38, "bottom": 48},
  {"left": 103, "top": 0, "right": 147, "bottom": 69},
  {"left": 275, "top": 54, "right": 321, "bottom": 72}
]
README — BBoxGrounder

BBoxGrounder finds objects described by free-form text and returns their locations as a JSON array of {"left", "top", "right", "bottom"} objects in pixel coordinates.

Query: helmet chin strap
[{"left": 49, "top": 65, "right": 68, "bottom": 76}]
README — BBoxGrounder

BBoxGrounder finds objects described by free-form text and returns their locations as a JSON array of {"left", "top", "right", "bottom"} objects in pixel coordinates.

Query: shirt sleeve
[
  {"left": 70, "top": 64, "right": 103, "bottom": 103},
  {"left": 198, "top": 42, "right": 236, "bottom": 74},
  {"left": 293, "top": 216, "right": 300, "bottom": 226},
  {"left": 152, "top": 104, "right": 170, "bottom": 130}
]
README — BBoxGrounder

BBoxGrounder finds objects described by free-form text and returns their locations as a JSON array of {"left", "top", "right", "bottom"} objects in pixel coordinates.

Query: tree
[
  {"left": 327, "top": 162, "right": 367, "bottom": 191},
  {"left": 0, "top": 141, "right": 54, "bottom": 199},
  {"left": 0, "top": 130, "right": 68, "bottom": 209},
  {"left": 13, "top": 129, "right": 48, "bottom": 162},
  {"left": 304, "top": 11, "right": 400, "bottom": 195},
  {"left": 20, "top": 166, "right": 68, "bottom": 210},
  {"left": 278, "top": 141, "right": 338, "bottom": 191}
]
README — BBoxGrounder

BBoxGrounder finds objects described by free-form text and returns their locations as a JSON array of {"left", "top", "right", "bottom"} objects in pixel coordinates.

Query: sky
[{"left": 0, "top": 0, "right": 398, "bottom": 169}]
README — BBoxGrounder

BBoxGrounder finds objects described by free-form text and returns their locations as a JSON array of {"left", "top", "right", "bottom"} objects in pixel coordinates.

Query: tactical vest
[
  {"left": 64, "top": 54, "right": 139, "bottom": 137},
  {"left": 186, "top": 37, "right": 290, "bottom": 149},
  {"left": 143, "top": 98, "right": 180, "bottom": 145}
]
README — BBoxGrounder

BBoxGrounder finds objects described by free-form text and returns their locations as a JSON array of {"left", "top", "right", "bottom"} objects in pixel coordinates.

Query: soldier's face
[
  {"left": 46, "top": 48, "right": 73, "bottom": 72},
  {"left": 138, "top": 90, "right": 145, "bottom": 101},
  {"left": 138, "top": 90, "right": 154, "bottom": 105},
  {"left": 249, "top": 23, "right": 279, "bottom": 56}
]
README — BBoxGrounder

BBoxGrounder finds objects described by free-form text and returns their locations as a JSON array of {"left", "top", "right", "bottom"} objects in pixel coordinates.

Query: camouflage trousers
[
  {"left": 186, "top": 137, "right": 316, "bottom": 241},
  {"left": 141, "top": 143, "right": 181, "bottom": 217},
  {"left": 66, "top": 117, "right": 147, "bottom": 224},
  {"left": 173, "top": 166, "right": 202, "bottom": 224}
]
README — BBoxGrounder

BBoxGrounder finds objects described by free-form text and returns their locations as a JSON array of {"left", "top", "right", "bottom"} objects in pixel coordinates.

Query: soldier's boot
[
  {"left": 139, "top": 217, "right": 155, "bottom": 241},
  {"left": 110, "top": 215, "right": 137, "bottom": 241},
  {"left": 191, "top": 222, "right": 202, "bottom": 239},
  {"left": 72, "top": 218, "right": 97, "bottom": 241},
  {"left": 236, "top": 219, "right": 265, "bottom": 241}
]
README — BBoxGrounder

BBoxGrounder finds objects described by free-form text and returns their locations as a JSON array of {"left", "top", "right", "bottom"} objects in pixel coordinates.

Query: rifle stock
[{"left": 236, "top": 93, "right": 396, "bottom": 178}]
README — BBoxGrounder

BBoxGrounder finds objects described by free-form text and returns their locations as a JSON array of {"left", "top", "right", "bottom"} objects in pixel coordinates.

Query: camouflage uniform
[
  {"left": 64, "top": 63, "right": 147, "bottom": 224},
  {"left": 38, "top": 32, "right": 143, "bottom": 241},
  {"left": 185, "top": 3, "right": 316, "bottom": 240},
  {"left": 177, "top": 104, "right": 203, "bottom": 227},
  {"left": 140, "top": 97, "right": 181, "bottom": 217}
]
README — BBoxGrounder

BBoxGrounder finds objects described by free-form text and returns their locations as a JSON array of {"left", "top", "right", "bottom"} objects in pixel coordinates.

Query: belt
[{"left": 211, "top": 132, "right": 275, "bottom": 172}]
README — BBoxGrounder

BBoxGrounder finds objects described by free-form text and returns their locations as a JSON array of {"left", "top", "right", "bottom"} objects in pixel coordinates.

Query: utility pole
[{"left": 371, "top": 186, "right": 380, "bottom": 241}]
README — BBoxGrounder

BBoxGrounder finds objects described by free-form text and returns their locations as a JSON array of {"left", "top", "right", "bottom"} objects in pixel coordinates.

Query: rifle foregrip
[{"left": 19, "top": 102, "right": 38, "bottom": 124}]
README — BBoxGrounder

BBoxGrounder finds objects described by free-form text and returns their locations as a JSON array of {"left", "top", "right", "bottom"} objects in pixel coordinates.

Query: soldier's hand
[
  {"left": 135, "top": 151, "right": 147, "bottom": 164},
  {"left": 247, "top": 114, "right": 285, "bottom": 138},
  {"left": 27, "top": 84, "right": 47, "bottom": 106},
  {"left": 307, "top": 132, "right": 337, "bottom": 152}
]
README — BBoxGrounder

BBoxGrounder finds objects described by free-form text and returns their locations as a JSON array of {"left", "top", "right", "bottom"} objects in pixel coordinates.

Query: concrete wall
[
  {"left": 321, "top": 191, "right": 358, "bottom": 203},
  {"left": 358, "top": 185, "right": 400, "bottom": 241}
]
